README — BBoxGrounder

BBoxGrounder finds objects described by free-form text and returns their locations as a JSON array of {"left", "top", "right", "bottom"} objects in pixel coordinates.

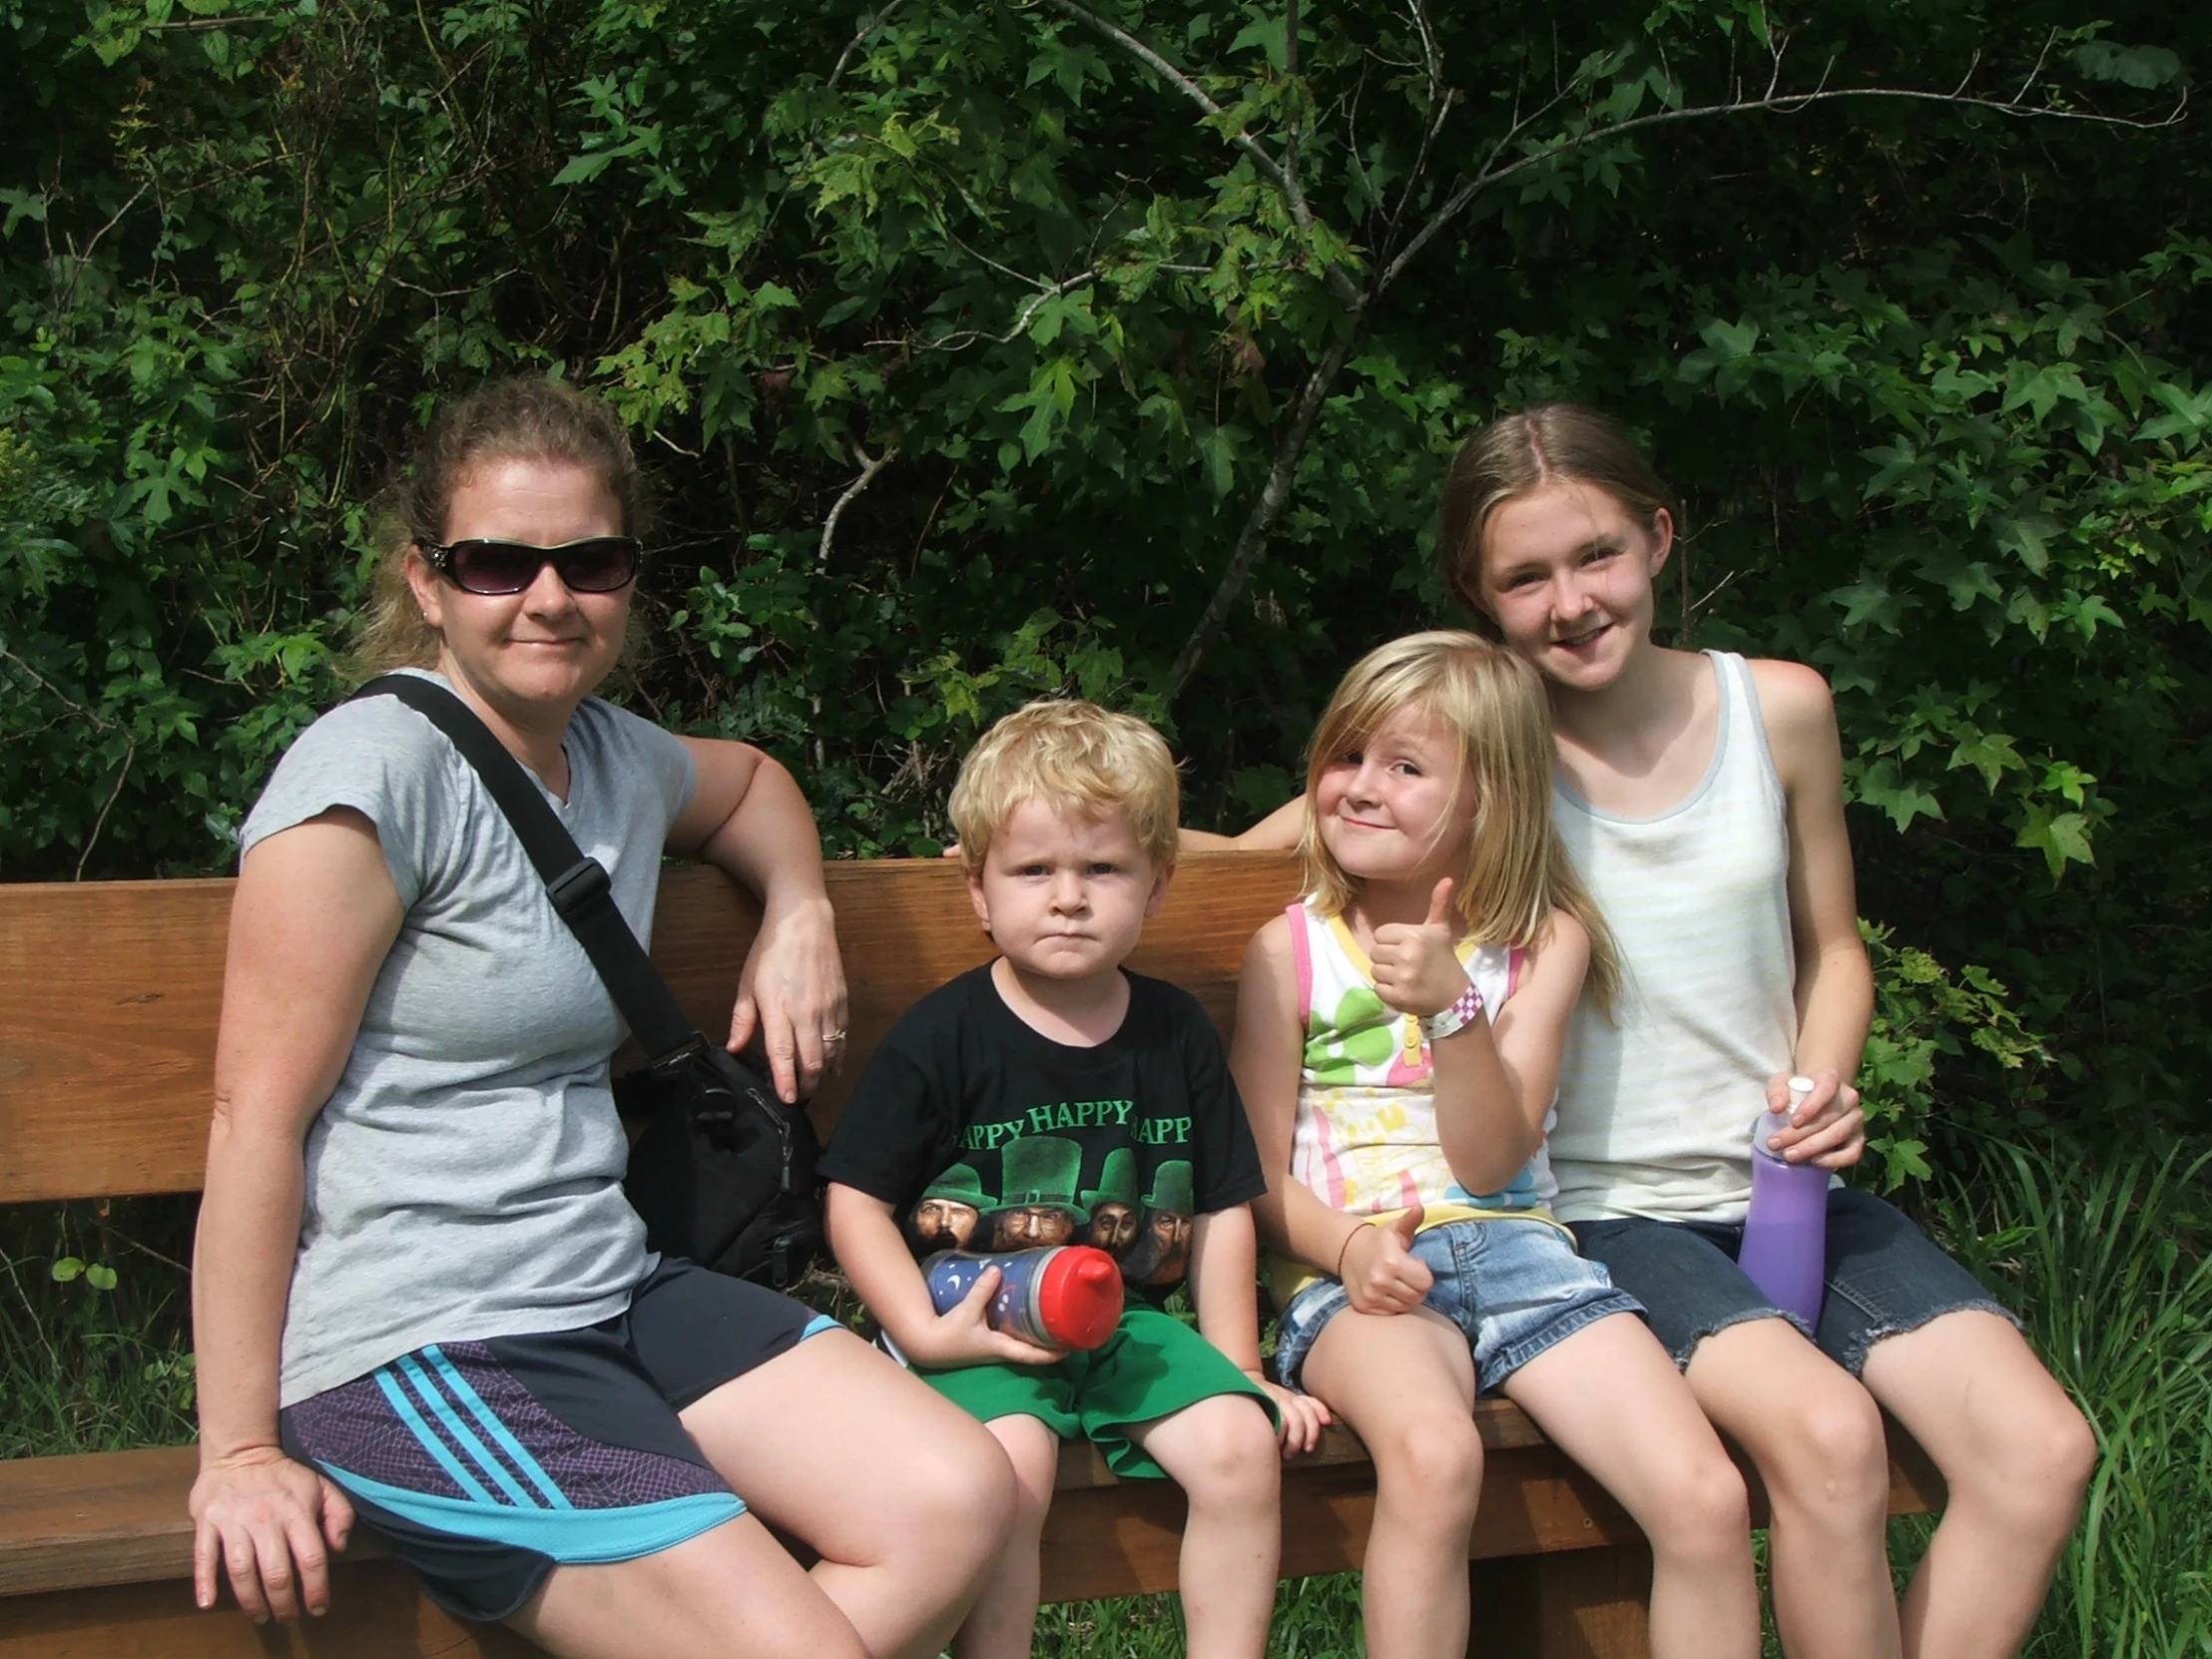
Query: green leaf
[
  {"left": 2016, "top": 807, "right": 2095, "bottom": 878},
  {"left": 1948, "top": 731, "right": 2025, "bottom": 793},
  {"left": 550, "top": 152, "right": 615, "bottom": 187},
  {"left": 2072, "top": 42, "right": 2182, "bottom": 89},
  {"left": 87, "top": 1263, "right": 119, "bottom": 1291},
  {"left": 1229, "top": 15, "right": 1287, "bottom": 71},
  {"left": 49, "top": 1257, "right": 84, "bottom": 1283}
]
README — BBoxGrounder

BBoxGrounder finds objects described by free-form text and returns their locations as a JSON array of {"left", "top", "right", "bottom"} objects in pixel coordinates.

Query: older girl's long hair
[{"left": 1298, "top": 630, "right": 1620, "bottom": 1010}]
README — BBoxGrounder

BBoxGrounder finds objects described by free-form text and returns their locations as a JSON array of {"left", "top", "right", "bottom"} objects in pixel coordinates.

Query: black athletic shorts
[{"left": 279, "top": 1259, "right": 837, "bottom": 1621}]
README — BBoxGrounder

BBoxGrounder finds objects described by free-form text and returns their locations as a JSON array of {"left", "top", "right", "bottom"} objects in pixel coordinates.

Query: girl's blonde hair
[
  {"left": 1437, "top": 402, "right": 1680, "bottom": 625},
  {"left": 1299, "top": 630, "right": 1620, "bottom": 1009},
  {"left": 348, "top": 378, "right": 651, "bottom": 679}
]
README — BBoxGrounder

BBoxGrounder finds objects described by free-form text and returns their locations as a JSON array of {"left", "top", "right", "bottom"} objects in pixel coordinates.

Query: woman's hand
[
  {"left": 1764, "top": 1068, "right": 1865, "bottom": 1171},
  {"left": 729, "top": 891, "right": 848, "bottom": 1104},
  {"left": 1339, "top": 1207, "right": 1434, "bottom": 1315},
  {"left": 1368, "top": 879, "right": 1465, "bottom": 1018},
  {"left": 190, "top": 1446, "right": 355, "bottom": 1623},
  {"left": 1259, "top": 1378, "right": 1333, "bottom": 1457}
]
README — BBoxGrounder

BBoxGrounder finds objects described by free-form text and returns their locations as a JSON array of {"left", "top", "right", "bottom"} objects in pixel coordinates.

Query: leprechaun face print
[{"left": 822, "top": 965, "right": 1267, "bottom": 1305}]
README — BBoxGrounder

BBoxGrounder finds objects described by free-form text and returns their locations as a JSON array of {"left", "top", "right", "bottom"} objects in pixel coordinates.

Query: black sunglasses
[{"left": 420, "top": 536, "right": 642, "bottom": 596}]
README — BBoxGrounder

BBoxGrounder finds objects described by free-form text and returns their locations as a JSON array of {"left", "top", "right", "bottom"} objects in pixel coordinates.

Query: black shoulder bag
[{"left": 354, "top": 674, "right": 824, "bottom": 1289}]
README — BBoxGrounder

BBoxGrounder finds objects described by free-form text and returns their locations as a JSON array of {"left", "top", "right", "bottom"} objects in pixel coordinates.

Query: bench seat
[
  {"left": 0, "top": 857, "right": 1946, "bottom": 1658},
  {"left": 0, "top": 1408, "right": 1943, "bottom": 1657}
]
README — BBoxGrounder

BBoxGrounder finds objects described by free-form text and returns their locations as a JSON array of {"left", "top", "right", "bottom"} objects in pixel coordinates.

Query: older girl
[{"left": 188, "top": 378, "right": 1012, "bottom": 1659}]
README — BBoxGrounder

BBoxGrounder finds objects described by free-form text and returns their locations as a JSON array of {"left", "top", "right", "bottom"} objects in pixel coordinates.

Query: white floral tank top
[{"left": 1272, "top": 901, "right": 1564, "bottom": 1307}]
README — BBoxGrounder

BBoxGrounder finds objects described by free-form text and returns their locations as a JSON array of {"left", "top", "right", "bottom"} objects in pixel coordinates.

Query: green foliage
[
  {"left": 3, "top": 0, "right": 2206, "bottom": 1147},
  {"left": 1856, "top": 922, "right": 2044, "bottom": 1191}
]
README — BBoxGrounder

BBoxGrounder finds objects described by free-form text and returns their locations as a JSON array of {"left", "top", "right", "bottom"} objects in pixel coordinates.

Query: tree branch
[
  {"left": 1034, "top": 0, "right": 1364, "bottom": 313},
  {"left": 830, "top": 0, "right": 909, "bottom": 92},
  {"left": 820, "top": 439, "right": 899, "bottom": 570},
  {"left": 76, "top": 739, "right": 137, "bottom": 882},
  {"left": 1169, "top": 331, "right": 1357, "bottom": 694},
  {"left": 1376, "top": 70, "right": 2188, "bottom": 299}
]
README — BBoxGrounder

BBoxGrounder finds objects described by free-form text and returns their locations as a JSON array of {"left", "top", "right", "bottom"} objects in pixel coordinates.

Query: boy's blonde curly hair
[{"left": 949, "top": 699, "right": 1181, "bottom": 876}]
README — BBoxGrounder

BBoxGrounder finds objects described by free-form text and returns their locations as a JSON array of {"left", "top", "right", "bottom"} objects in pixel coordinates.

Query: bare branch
[
  {"left": 830, "top": 0, "right": 909, "bottom": 92},
  {"left": 1170, "top": 331, "right": 1358, "bottom": 693},
  {"left": 1379, "top": 0, "right": 1454, "bottom": 253},
  {"left": 1036, "top": 0, "right": 1300, "bottom": 211},
  {"left": 0, "top": 646, "right": 110, "bottom": 732},
  {"left": 1033, "top": 0, "right": 1365, "bottom": 312},
  {"left": 76, "top": 739, "right": 137, "bottom": 882},
  {"left": 2013, "top": 30, "right": 2057, "bottom": 107},
  {"left": 1377, "top": 71, "right": 2188, "bottom": 298},
  {"left": 820, "top": 439, "right": 899, "bottom": 571}
]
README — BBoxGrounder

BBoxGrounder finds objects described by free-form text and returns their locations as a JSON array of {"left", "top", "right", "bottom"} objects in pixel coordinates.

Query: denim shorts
[
  {"left": 1570, "top": 1187, "right": 2019, "bottom": 1376},
  {"left": 1273, "top": 1218, "right": 1642, "bottom": 1394}
]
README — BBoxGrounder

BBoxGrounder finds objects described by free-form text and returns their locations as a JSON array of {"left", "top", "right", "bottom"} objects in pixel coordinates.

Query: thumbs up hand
[
  {"left": 1370, "top": 878, "right": 1467, "bottom": 1018},
  {"left": 1339, "top": 1204, "right": 1435, "bottom": 1316}
]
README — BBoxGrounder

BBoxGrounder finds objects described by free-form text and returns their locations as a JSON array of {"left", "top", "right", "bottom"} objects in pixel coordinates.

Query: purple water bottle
[{"left": 1738, "top": 1076, "right": 1828, "bottom": 1328}]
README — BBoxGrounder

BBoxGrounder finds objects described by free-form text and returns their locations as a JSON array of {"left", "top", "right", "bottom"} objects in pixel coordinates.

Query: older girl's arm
[
  {"left": 1480, "top": 907, "right": 1591, "bottom": 1147},
  {"left": 671, "top": 740, "right": 847, "bottom": 1104},
  {"left": 191, "top": 811, "right": 401, "bottom": 1623},
  {"left": 1752, "top": 660, "right": 1874, "bottom": 1169}
]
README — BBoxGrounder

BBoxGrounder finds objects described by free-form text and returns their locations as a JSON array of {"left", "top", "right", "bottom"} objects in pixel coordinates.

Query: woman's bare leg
[
  {"left": 949, "top": 1414, "right": 1060, "bottom": 1659},
  {"left": 680, "top": 1329, "right": 1016, "bottom": 1659},
  {"left": 1300, "top": 1308, "right": 1483, "bottom": 1659},
  {"left": 1502, "top": 1312, "right": 1759, "bottom": 1659},
  {"left": 513, "top": 1513, "right": 869, "bottom": 1659},
  {"left": 1127, "top": 1392, "right": 1283, "bottom": 1659},
  {"left": 1860, "top": 1311, "right": 2095, "bottom": 1659},
  {"left": 1686, "top": 1318, "right": 1903, "bottom": 1659}
]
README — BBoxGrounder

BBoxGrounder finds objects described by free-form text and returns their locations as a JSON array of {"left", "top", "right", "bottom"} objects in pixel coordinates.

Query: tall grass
[
  {"left": 0, "top": 1197, "right": 198, "bottom": 1458},
  {"left": 1936, "top": 1140, "right": 2212, "bottom": 1659}
]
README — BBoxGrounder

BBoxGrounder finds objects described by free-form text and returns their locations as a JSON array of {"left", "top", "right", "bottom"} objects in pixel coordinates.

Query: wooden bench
[{"left": 0, "top": 854, "right": 1944, "bottom": 1658}]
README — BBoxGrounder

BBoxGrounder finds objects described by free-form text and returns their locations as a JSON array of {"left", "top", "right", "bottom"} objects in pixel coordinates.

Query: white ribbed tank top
[{"left": 1547, "top": 651, "right": 1797, "bottom": 1224}]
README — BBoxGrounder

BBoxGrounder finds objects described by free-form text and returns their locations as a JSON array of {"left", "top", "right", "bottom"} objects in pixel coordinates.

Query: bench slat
[{"left": 0, "top": 853, "right": 1301, "bottom": 1205}]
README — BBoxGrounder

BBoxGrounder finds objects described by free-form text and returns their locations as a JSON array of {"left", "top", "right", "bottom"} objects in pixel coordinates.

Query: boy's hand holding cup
[{"left": 908, "top": 1266, "right": 1066, "bottom": 1369}]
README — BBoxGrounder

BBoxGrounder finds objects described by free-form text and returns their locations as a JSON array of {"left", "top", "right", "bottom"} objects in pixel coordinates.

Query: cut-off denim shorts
[
  {"left": 1570, "top": 1186, "right": 2019, "bottom": 1376},
  {"left": 1273, "top": 1217, "right": 1641, "bottom": 1394}
]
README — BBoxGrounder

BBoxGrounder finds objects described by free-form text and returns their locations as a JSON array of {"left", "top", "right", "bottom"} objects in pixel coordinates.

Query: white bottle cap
[{"left": 1786, "top": 1075, "right": 1816, "bottom": 1116}]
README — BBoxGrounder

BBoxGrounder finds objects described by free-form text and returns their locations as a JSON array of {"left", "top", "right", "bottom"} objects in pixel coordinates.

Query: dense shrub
[{"left": 3, "top": 0, "right": 2205, "bottom": 1152}]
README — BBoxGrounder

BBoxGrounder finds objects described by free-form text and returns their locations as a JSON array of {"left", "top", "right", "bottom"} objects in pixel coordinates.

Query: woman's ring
[{"left": 823, "top": 1028, "right": 848, "bottom": 1043}]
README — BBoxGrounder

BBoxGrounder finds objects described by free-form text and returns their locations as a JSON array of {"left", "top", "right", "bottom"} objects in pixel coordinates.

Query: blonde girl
[{"left": 1229, "top": 631, "right": 1759, "bottom": 1659}]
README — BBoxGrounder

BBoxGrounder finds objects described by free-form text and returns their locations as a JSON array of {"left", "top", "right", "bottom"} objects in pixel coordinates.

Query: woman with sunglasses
[{"left": 187, "top": 379, "right": 1014, "bottom": 1659}]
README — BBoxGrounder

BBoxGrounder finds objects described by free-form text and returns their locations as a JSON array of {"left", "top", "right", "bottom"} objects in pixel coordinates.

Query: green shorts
[{"left": 919, "top": 1306, "right": 1276, "bottom": 1479}]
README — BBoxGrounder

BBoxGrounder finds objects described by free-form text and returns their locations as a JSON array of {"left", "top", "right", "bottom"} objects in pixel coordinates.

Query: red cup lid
[{"left": 1035, "top": 1246, "right": 1124, "bottom": 1350}]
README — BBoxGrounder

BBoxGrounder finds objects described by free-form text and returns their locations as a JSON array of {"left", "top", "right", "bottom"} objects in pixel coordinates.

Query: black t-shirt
[{"left": 821, "top": 964, "right": 1265, "bottom": 1298}]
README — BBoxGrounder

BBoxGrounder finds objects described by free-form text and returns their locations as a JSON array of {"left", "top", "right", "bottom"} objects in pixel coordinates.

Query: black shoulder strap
[{"left": 352, "top": 673, "right": 700, "bottom": 1065}]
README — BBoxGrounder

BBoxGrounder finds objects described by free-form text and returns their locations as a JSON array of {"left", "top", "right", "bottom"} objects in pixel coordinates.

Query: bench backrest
[{"left": 0, "top": 852, "right": 1302, "bottom": 1206}]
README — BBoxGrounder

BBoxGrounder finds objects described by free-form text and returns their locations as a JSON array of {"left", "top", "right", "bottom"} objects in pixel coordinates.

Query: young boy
[{"left": 822, "top": 699, "right": 1322, "bottom": 1659}]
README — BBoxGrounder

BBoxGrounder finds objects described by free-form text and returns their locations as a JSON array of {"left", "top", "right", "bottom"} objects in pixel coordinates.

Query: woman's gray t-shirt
[{"left": 239, "top": 671, "right": 698, "bottom": 1405}]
